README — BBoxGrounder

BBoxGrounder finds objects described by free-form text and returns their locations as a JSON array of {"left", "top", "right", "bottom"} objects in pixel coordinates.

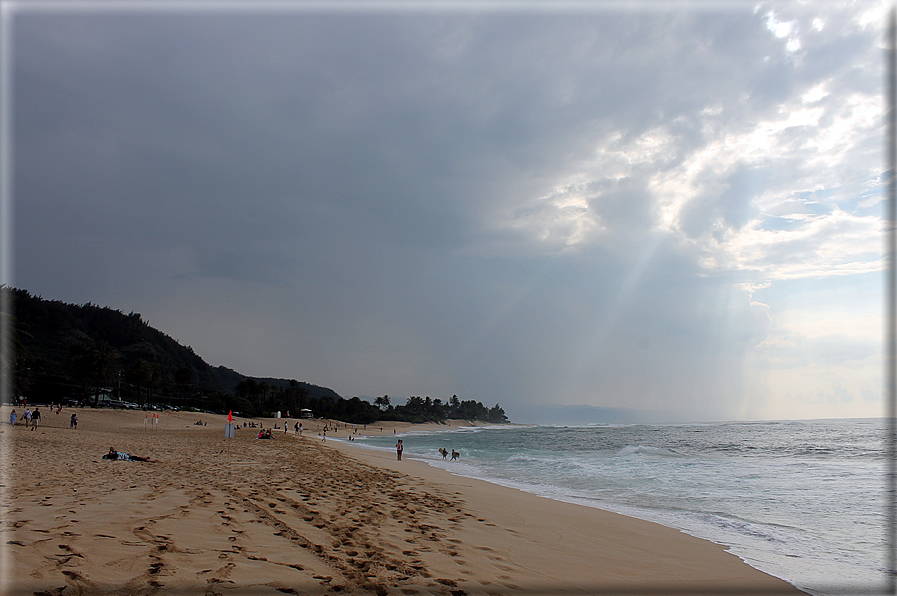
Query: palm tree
[
  {"left": 236, "top": 378, "right": 261, "bottom": 410},
  {"left": 89, "top": 340, "right": 118, "bottom": 407},
  {"left": 126, "top": 359, "right": 153, "bottom": 406},
  {"left": 2, "top": 310, "right": 33, "bottom": 404},
  {"left": 0, "top": 286, "right": 14, "bottom": 404},
  {"left": 259, "top": 381, "right": 271, "bottom": 413},
  {"left": 174, "top": 367, "right": 194, "bottom": 403},
  {"left": 67, "top": 343, "right": 94, "bottom": 401},
  {"left": 449, "top": 394, "right": 460, "bottom": 417},
  {"left": 148, "top": 361, "right": 162, "bottom": 407},
  {"left": 286, "top": 380, "right": 309, "bottom": 414}
]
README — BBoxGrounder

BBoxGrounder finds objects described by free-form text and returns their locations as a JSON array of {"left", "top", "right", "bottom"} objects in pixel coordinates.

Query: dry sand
[{"left": 0, "top": 407, "right": 805, "bottom": 595}]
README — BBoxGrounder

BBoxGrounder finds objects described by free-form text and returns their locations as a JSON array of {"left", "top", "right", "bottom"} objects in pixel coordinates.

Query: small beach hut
[{"left": 300, "top": 408, "right": 313, "bottom": 419}]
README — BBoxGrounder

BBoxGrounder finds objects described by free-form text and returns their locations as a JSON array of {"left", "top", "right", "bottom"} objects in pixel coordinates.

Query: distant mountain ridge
[
  {"left": 4, "top": 287, "right": 508, "bottom": 425},
  {"left": 5, "top": 287, "right": 340, "bottom": 405}
]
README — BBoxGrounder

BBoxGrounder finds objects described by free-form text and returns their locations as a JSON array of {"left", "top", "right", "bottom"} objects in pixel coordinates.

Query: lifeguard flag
[{"left": 228, "top": 410, "right": 233, "bottom": 422}]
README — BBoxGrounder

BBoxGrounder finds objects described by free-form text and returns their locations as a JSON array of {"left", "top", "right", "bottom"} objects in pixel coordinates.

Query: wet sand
[{"left": 1, "top": 407, "right": 804, "bottom": 595}]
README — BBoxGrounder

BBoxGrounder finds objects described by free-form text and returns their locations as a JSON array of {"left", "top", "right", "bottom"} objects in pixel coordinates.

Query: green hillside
[
  {"left": 3, "top": 287, "right": 339, "bottom": 416},
  {"left": 2, "top": 287, "right": 508, "bottom": 424}
]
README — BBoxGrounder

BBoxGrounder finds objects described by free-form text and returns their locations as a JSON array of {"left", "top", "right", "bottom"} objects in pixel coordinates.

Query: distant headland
[{"left": 1, "top": 287, "right": 508, "bottom": 425}]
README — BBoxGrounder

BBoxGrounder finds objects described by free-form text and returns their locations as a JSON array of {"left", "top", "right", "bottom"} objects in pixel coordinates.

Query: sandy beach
[{"left": 1, "top": 407, "right": 805, "bottom": 595}]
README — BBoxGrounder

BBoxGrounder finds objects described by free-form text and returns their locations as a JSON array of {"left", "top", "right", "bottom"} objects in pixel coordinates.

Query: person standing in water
[{"left": 396, "top": 439, "right": 403, "bottom": 461}]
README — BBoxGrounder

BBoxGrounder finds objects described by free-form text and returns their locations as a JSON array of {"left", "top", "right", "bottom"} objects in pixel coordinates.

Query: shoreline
[
  {"left": 2, "top": 407, "right": 805, "bottom": 595},
  {"left": 326, "top": 428, "right": 811, "bottom": 594}
]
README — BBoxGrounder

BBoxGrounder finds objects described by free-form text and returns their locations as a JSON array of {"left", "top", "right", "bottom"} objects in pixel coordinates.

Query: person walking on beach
[
  {"left": 31, "top": 407, "right": 41, "bottom": 430},
  {"left": 396, "top": 439, "right": 403, "bottom": 461},
  {"left": 23, "top": 408, "right": 32, "bottom": 429},
  {"left": 70, "top": 413, "right": 78, "bottom": 429},
  {"left": 9, "top": 410, "right": 15, "bottom": 426},
  {"left": 451, "top": 449, "right": 459, "bottom": 461}
]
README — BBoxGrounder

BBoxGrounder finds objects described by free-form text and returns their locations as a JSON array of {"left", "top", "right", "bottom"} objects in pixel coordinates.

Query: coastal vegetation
[{"left": 1, "top": 287, "right": 508, "bottom": 424}]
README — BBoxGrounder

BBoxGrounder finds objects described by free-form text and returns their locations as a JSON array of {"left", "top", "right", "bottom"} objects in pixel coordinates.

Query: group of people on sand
[
  {"left": 251, "top": 421, "right": 311, "bottom": 440},
  {"left": 9, "top": 407, "right": 41, "bottom": 430},
  {"left": 9, "top": 406, "right": 78, "bottom": 430},
  {"left": 245, "top": 420, "right": 306, "bottom": 437}
]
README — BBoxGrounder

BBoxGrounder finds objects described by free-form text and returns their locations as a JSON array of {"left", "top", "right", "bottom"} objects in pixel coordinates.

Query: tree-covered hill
[
  {"left": 4, "top": 288, "right": 340, "bottom": 412},
  {"left": 2, "top": 287, "right": 508, "bottom": 424}
]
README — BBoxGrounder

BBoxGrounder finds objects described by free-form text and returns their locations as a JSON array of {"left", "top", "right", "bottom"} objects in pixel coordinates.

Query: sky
[{"left": 6, "top": 0, "right": 888, "bottom": 424}]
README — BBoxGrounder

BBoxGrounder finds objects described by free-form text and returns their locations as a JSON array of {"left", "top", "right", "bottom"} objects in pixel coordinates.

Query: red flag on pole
[{"left": 228, "top": 410, "right": 233, "bottom": 422}]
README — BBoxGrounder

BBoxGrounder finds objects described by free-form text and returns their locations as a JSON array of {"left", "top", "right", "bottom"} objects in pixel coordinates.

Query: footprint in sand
[
  {"left": 56, "top": 544, "right": 84, "bottom": 557},
  {"left": 32, "top": 588, "right": 66, "bottom": 596}
]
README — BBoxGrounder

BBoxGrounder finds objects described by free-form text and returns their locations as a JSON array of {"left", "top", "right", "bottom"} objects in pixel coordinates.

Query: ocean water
[{"left": 346, "top": 418, "right": 888, "bottom": 596}]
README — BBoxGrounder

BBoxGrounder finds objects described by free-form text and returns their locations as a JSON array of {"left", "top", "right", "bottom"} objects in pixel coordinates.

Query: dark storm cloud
[{"left": 10, "top": 4, "right": 885, "bottom": 421}]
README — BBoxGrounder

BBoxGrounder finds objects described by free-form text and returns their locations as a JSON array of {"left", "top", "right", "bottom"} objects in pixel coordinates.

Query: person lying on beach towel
[{"left": 103, "top": 448, "right": 158, "bottom": 462}]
